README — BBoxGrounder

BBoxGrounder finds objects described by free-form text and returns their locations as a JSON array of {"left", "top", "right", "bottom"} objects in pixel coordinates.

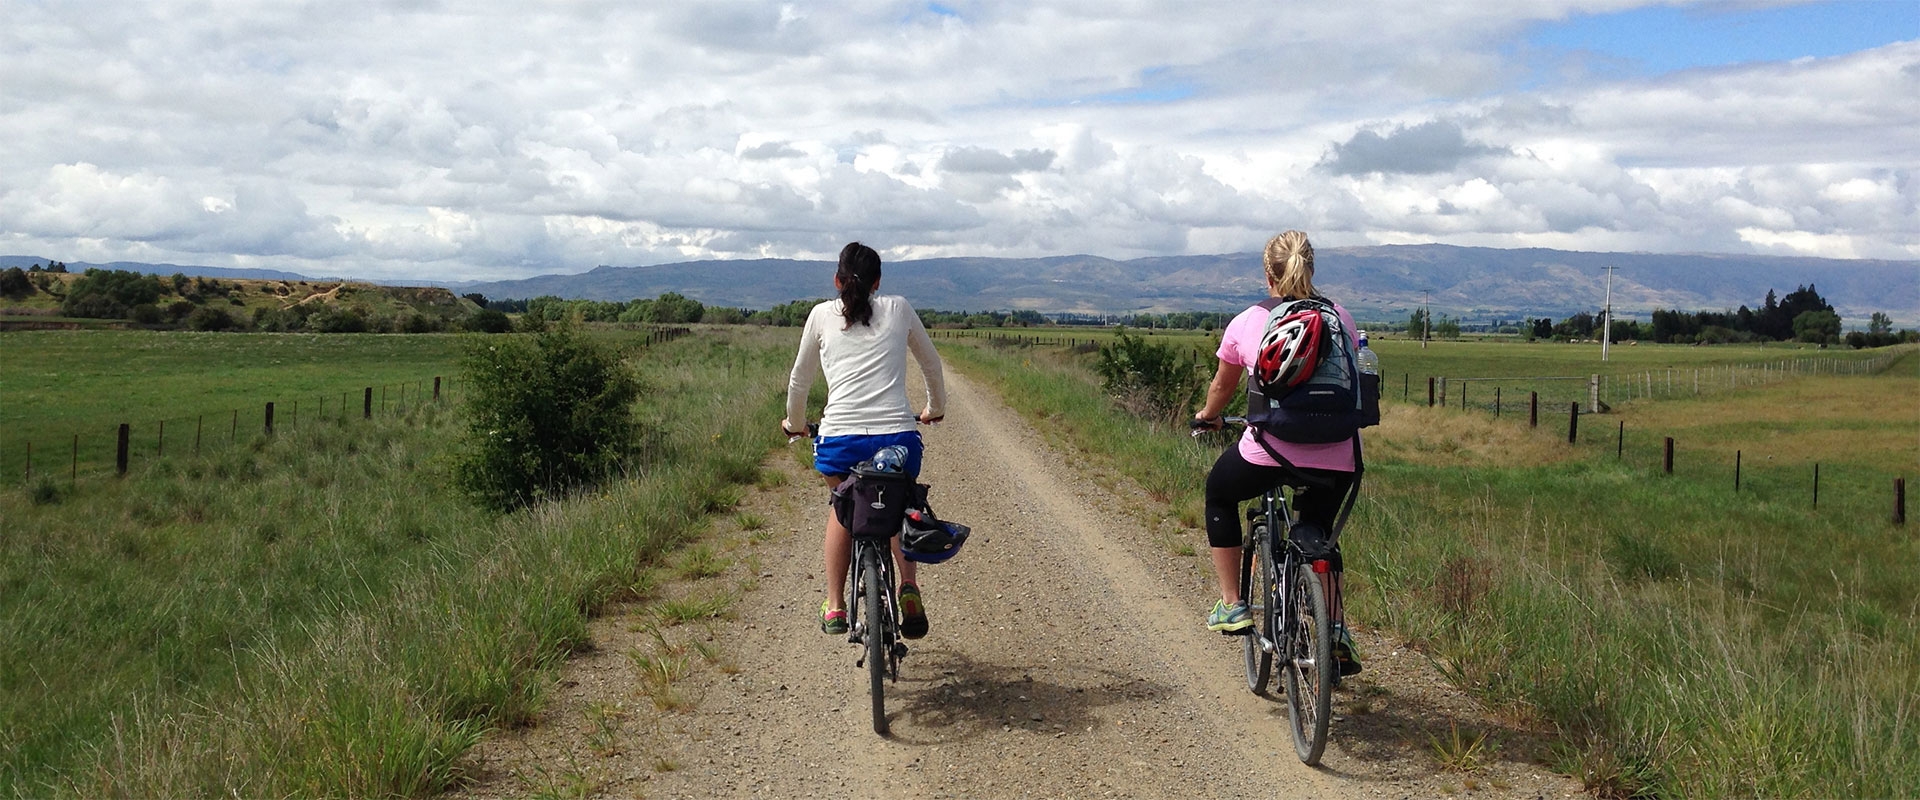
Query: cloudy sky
[{"left": 1, "top": 0, "right": 1915, "bottom": 281}]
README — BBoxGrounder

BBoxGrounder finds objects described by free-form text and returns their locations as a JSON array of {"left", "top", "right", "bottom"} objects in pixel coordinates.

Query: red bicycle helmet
[{"left": 1255, "top": 308, "right": 1325, "bottom": 391}]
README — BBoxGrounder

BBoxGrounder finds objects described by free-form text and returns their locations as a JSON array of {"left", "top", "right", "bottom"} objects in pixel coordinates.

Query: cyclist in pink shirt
[{"left": 1193, "top": 230, "right": 1362, "bottom": 675}]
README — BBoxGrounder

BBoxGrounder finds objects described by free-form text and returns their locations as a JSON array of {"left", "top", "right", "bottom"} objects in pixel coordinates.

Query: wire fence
[
  {"left": 1399, "top": 357, "right": 1912, "bottom": 526},
  {"left": 3, "top": 376, "right": 460, "bottom": 489},
  {"left": 967, "top": 330, "right": 1911, "bottom": 525},
  {"left": 4, "top": 325, "right": 699, "bottom": 491}
]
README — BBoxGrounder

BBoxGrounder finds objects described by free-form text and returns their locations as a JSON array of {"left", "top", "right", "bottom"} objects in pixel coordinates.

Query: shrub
[
  {"left": 310, "top": 307, "right": 369, "bottom": 333},
  {"left": 1093, "top": 329, "right": 1207, "bottom": 422},
  {"left": 464, "top": 308, "right": 512, "bottom": 333},
  {"left": 0, "top": 266, "right": 31, "bottom": 298},
  {"left": 400, "top": 312, "right": 441, "bottom": 334},
  {"left": 60, "top": 268, "right": 165, "bottom": 318},
  {"left": 455, "top": 324, "right": 642, "bottom": 511},
  {"left": 186, "top": 306, "right": 236, "bottom": 331}
]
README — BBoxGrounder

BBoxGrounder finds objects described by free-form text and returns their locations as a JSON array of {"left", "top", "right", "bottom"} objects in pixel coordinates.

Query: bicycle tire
[
  {"left": 1243, "top": 523, "right": 1274, "bottom": 694},
  {"left": 861, "top": 546, "right": 890, "bottom": 735},
  {"left": 1282, "top": 560, "right": 1335, "bottom": 765}
]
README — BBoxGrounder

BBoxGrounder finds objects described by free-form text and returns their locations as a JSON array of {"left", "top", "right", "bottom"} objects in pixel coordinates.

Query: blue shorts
[{"left": 813, "top": 430, "right": 924, "bottom": 479}]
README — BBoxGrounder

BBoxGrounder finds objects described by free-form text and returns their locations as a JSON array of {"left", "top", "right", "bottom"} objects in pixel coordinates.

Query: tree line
[{"left": 10, "top": 265, "right": 1914, "bottom": 350}]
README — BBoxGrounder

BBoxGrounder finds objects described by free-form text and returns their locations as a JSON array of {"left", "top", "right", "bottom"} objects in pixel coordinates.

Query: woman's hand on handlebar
[
  {"left": 1190, "top": 414, "right": 1224, "bottom": 433},
  {"left": 781, "top": 420, "right": 814, "bottom": 442}
]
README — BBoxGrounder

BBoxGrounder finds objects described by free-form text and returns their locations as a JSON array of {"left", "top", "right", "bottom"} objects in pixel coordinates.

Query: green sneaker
[
  {"left": 820, "top": 600, "right": 848, "bottom": 635},
  {"left": 1207, "top": 599, "right": 1254, "bottom": 634},
  {"left": 898, "top": 582, "right": 928, "bottom": 640},
  {"left": 1333, "top": 624, "right": 1363, "bottom": 676}
]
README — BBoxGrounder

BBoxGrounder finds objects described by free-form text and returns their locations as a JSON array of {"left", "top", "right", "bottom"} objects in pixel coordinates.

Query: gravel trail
[{"left": 450, "top": 368, "right": 1583, "bottom": 799}]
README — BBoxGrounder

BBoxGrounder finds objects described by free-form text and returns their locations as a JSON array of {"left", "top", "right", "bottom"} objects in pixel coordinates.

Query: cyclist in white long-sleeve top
[{"left": 782, "top": 242, "right": 947, "bottom": 639}]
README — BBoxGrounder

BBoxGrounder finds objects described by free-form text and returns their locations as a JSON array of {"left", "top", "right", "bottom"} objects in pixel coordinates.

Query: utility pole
[
  {"left": 1422, "top": 289, "right": 1431, "bottom": 349},
  {"left": 1601, "top": 265, "right": 1616, "bottom": 362}
]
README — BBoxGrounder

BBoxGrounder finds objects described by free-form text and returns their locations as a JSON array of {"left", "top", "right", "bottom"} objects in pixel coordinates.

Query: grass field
[
  {"left": 941, "top": 334, "right": 1917, "bottom": 798},
  {"left": 0, "top": 325, "right": 797, "bottom": 798},
  {"left": 1, "top": 330, "right": 476, "bottom": 485}
]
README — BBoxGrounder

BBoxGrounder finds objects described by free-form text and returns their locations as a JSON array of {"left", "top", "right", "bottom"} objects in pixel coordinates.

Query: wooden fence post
[
  {"left": 117, "top": 423, "right": 130, "bottom": 476},
  {"left": 1616, "top": 421, "right": 1623, "bottom": 457},
  {"left": 434, "top": 376, "right": 441, "bottom": 401},
  {"left": 1529, "top": 392, "right": 1539, "bottom": 428},
  {"left": 265, "top": 402, "right": 275, "bottom": 435},
  {"left": 1462, "top": 381, "right": 1469, "bottom": 410},
  {"left": 1495, "top": 387, "right": 1501, "bottom": 418},
  {"left": 1812, "top": 464, "right": 1819, "bottom": 510},
  {"left": 230, "top": 409, "right": 238, "bottom": 442},
  {"left": 71, "top": 434, "right": 77, "bottom": 483},
  {"left": 1663, "top": 437, "right": 1674, "bottom": 474},
  {"left": 195, "top": 416, "right": 203, "bottom": 454},
  {"left": 1895, "top": 478, "right": 1906, "bottom": 525},
  {"left": 1427, "top": 377, "right": 1436, "bottom": 407},
  {"left": 1567, "top": 402, "right": 1579, "bottom": 444},
  {"left": 1736, "top": 451, "right": 1742, "bottom": 492},
  {"left": 363, "top": 387, "right": 373, "bottom": 419},
  {"left": 158, "top": 421, "right": 165, "bottom": 456}
]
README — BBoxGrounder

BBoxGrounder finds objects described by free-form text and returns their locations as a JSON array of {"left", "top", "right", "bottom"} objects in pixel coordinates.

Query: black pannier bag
[{"left": 832, "top": 466, "right": 924, "bottom": 540}]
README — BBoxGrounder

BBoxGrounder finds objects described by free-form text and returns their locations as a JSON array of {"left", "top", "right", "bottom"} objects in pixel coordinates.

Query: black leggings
[{"left": 1203, "top": 445, "right": 1356, "bottom": 563}]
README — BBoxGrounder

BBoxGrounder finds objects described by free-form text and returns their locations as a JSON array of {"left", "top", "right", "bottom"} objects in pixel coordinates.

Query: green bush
[
  {"left": 1093, "top": 329, "right": 1208, "bottom": 422},
  {"left": 456, "top": 325, "right": 642, "bottom": 511},
  {"left": 463, "top": 309, "right": 512, "bottom": 333},
  {"left": 310, "top": 307, "right": 368, "bottom": 333},
  {"left": 0, "top": 267, "right": 31, "bottom": 298},
  {"left": 186, "top": 307, "right": 236, "bottom": 331},
  {"left": 60, "top": 268, "right": 166, "bottom": 318}
]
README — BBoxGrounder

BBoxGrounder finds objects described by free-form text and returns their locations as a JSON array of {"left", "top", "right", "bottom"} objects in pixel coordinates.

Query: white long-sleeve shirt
[{"left": 785, "top": 295, "right": 947, "bottom": 437}]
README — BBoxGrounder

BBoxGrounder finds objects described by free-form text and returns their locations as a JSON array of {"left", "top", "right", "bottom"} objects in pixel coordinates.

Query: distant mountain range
[{"left": 7, "top": 246, "right": 1915, "bottom": 325}]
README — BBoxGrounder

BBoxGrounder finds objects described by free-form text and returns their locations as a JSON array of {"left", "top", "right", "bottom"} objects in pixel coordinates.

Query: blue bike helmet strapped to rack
[{"left": 901, "top": 508, "right": 970, "bottom": 564}]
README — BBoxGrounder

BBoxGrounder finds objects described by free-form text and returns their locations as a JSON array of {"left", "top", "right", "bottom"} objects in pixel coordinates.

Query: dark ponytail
[{"left": 837, "top": 241, "right": 882, "bottom": 329}]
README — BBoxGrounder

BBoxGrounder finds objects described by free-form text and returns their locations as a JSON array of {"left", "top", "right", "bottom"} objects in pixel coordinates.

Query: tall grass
[
  {"left": 943, "top": 337, "right": 1919, "bottom": 798},
  {"left": 0, "top": 326, "right": 796, "bottom": 797}
]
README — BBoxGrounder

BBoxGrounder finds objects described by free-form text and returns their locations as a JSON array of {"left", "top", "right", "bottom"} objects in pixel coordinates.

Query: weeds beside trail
[
  {"left": 944, "top": 337, "right": 1920, "bottom": 799},
  {"left": 0, "top": 327, "right": 795, "bottom": 798}
]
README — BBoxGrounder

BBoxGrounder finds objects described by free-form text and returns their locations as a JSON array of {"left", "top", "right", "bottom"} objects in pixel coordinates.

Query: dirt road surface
[{"left": 451, "top": 369, "right": 1584, "bottom": 799}]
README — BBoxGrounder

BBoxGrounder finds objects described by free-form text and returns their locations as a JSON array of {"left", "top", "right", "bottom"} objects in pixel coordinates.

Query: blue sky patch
[{"left": 1525, "top": 0, "right": 1915, "bottom": 79}]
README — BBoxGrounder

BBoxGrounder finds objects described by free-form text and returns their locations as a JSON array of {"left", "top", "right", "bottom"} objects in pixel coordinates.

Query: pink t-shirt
[{"left": 1217, "top": 301, "right": 1360, "bottom": 472}]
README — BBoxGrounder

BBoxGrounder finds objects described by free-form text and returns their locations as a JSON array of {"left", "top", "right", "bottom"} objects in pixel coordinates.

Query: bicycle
[
  {"left": 788, "top": 425, "right": 920, "bottom": 736},
  {"left": 1195, "top": 416, "right": 1339, "bottom": 764},
  {"left": 845, "top": 491, "right": 907, "bottom": 735}
]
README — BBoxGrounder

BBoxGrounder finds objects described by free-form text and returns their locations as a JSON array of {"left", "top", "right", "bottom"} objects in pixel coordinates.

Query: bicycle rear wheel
[
  {"left": 1282, "top": 560, "right": 1335, "bottom": 764},
  {"left": 860, "top": 546, "right": 890, "bottom": 735},
  {"left": 1243, "top": 524, "right": 1274, "bottom": 694}
]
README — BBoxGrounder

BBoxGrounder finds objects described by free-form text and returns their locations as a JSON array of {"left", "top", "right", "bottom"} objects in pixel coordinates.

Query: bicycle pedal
[
  {"left": 1219, "top": 627, "right": 1255, "bottom": 637},
  {"left": 891, "top": 642, "right": 908, "bottom": 660}
]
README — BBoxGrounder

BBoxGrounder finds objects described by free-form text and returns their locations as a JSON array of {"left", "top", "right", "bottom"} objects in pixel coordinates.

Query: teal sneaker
[
  {"left": 1333, "top": 624, "right": 1363, "bottom": 676},
  {"left": 1207, "top": 599, "right": 1254, "bottom": 634}
]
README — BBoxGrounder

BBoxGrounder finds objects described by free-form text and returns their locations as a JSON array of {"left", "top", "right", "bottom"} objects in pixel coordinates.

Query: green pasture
[
  {"left": 0, "top": 331, "right": 470, "bottom": 484},
  {"left": 939, "top": 334, "right": 1917, "bottom": 798},
  {"left": 0, "top": 326, "right": 798, "bottom": 798}
]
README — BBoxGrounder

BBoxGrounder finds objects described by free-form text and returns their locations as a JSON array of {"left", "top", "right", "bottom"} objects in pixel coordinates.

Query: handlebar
[
  {"left": 786, "top": 417, "right": 943, "bottom": 444},
  {"left": 1189, "top": 415, "right": 1248, "bottom": 437}
]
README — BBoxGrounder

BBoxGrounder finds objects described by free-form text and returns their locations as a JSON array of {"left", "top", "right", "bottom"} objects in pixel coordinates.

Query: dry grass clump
[{"left": 1368, "top": 404, "right": 1573, "bottom": 469}]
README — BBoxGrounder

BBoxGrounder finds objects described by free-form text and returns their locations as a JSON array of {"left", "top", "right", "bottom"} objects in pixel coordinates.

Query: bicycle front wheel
[
  {"left": 1282, "top": 561, "right": 1335, "bottom": 765},
  {"left": 861, "top": 547, "right": 890, "bottom": 735},
  {"left": 1243, "top": 524, "right": 1274, "bottom": 694}
]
